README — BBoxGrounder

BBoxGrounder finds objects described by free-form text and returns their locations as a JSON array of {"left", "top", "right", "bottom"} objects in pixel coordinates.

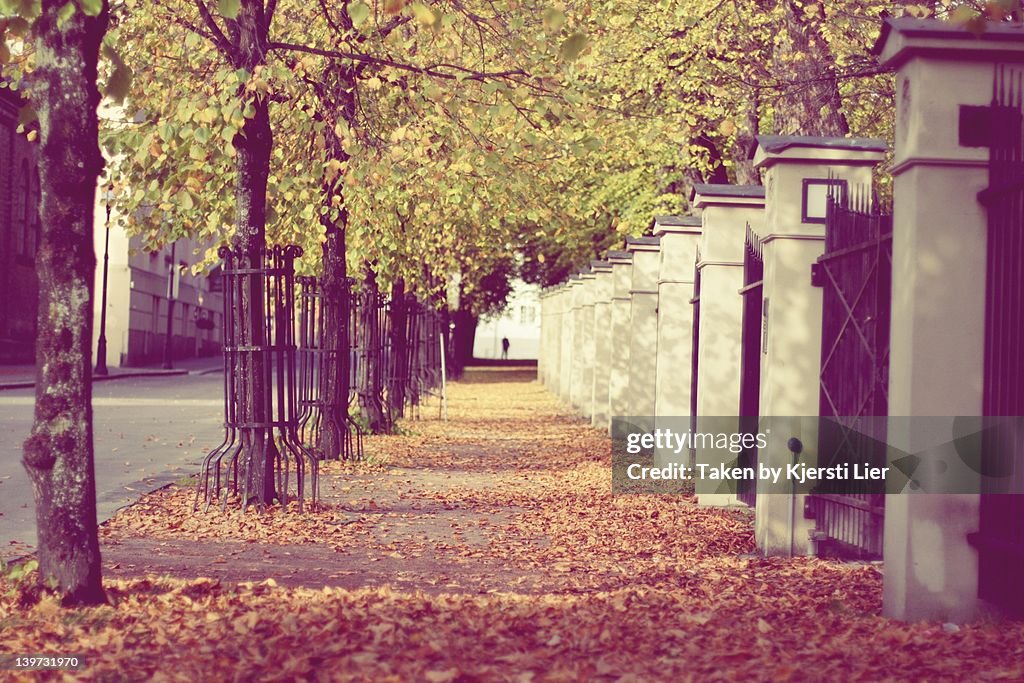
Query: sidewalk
[
  {"left": 11, "top": 366, "right": 1021, "bottom": 681},
  {"left": 0, "top": 355, "right": 223, "bottom": 390}
]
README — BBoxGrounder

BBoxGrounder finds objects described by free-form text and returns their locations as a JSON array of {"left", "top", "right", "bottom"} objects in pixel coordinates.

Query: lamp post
[
  {"left": 163, "top": 240, "right": 177, "bottom": 369},
  {"left": 94, "top": 184, "right": 114, "bottom": 376}
]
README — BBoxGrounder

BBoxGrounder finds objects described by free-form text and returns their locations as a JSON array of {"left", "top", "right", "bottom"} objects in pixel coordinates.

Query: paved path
[
  {"left": 9, "top": 368, "right": 1024, "bottom": 681},
  {"left": 0, "top": 373, "right": 226, "bottom": 559}
]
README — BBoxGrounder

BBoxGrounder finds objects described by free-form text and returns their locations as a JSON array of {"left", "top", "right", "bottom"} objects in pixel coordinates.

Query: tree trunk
[
  {"left": 451, "top": 308, "right": 478, "bottom": 376},
  {"left": 387, "top": 279, "right": 409, "bottom": 419},
  {"left": 318, "top": 220, "right": 348, "bottom": 459},
  {"left": 230, "top": 1, "right": 275, "bottom": 504},
  {"left": 771, "top": 0, "right": 848, "bottom": 136},
  {"left": 358, "top": 265, "right": 389, "bottom": 434},
  {"left": 21, "top": 0, "right": 109, "bottom": 606},
  {"left": 316, "top": 67, "right": 355, "bottom": 458}
]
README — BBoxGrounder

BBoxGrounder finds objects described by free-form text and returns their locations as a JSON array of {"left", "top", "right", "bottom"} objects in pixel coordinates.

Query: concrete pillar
[
  {"left": 607, "top": 251, "right": 633, "bottom": 431},
  {"left": 579, "top": 270, "right": 597, "bottom": 418},
  {"left": 557, "top": 286, "right": 573, "bottom": 395},
  {"left": 590, "top": 261, "right": 614, "bottom": 429},
  {"left": 626, "top": 236, "right": 660, "bottom": 431},
  {"left": 652, "top": 216, "right": 702, "bottom": 467},
  {"left": 874, "top": 18, "right": 1024, "bottom": 622},
  {"left": 691, "top": 184, "right": 765, "bottom": 507},
  {"left": 541, "top": 287, "right": 561, "bottom": 389},
  {"left": 537, "top": 289, "right": 547, "bottom": 383},
  {"left": 751, "top": 135, "right": 887, "bottom": 556},
  {"left": 560, "top": 277, "right": 580, "bottom": 406},
  {"left": 570, "top": 272, "right": 593, "bottom": 413}
]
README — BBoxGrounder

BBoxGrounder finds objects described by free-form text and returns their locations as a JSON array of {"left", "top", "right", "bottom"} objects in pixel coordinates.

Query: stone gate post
[
  {"left": 608, "top": 251, "right": 634, "bottom": 433},
  {"left": 875, "top": 17, "right": 1024, "bottom": 622},
  {"left": 626, "top": 236, "right": 661, "bottom": 432},
  {"left": 691, "top": 184, "right": 765, "bottom": 507},
  {"left": 652, "top": 216, "right": 702, "bottom": 468},
  {"left": 751, "top": 135, "right": 886, "bottom": 556},
  {"left": 591, "top": 261, "right": 614, "bottom": 429}
]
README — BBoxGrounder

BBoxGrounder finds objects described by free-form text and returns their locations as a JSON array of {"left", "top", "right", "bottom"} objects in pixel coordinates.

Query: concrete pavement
[{"left": 0, "top": 373, "right": 226, "bottom": 560}]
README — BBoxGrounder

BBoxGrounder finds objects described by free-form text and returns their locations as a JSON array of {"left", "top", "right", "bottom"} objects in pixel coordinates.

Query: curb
[{"left": 0, "top": 368, "right": 189, "bottom": 391}]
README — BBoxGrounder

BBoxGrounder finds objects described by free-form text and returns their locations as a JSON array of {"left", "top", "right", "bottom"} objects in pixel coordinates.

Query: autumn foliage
[{"left": 3, "top": 368, "right": 1024, "bottom": 680}]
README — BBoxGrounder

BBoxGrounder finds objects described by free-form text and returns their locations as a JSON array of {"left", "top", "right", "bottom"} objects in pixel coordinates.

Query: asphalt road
[{"left": 0, "top": 374, "right": 226, "bottom": 560}]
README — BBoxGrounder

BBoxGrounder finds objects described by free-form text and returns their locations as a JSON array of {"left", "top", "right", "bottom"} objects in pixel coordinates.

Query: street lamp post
[
  {"left": 94, "top": 185, "right": 114, "bottom": 376},
  {"left": 163, "top": 241, "right": 177, "bottom": 370}
]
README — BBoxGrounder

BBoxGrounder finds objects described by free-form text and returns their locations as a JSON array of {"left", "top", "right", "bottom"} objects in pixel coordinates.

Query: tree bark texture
[
  {"left": 22, "top": 0, "right": 109, "bottom": 606},
  {"left": 228, "top": 1, "right": 275, "bottom": 503},
  {"left": 387, "top": 279, "right": 409, "bottom": 419},
  {"left": 316, "top": 66, "right": 356, "bottom": 457},
  {"left": 771, "top": 0, "right": 849, "bottom": 136}
]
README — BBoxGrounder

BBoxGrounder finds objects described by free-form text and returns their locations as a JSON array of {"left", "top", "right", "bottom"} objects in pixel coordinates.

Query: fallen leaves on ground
[{"left": 5, "top": 367, "right": 1024, "bottom": 681}]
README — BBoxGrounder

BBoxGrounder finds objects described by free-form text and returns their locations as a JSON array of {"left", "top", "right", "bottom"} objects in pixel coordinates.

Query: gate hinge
[{"left": 810, "top": 262, "right": 825, "bottom": 288}]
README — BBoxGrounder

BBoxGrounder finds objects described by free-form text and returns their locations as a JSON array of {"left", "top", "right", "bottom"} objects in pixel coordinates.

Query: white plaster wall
[
  {"left": 627, "top": 248, "right": 659, "bottom": 427},
  {"left": 881, "top": 58, "right": 991, "bottom": 622},
  {"left": 592, "top": 270, "right": 614, "bottom": 429},
  {"left": 473, "top": 279, "right": 541, "bottom": 360},
  {"left": 608, "top": 260, "right": 634, "bottom": 426}
]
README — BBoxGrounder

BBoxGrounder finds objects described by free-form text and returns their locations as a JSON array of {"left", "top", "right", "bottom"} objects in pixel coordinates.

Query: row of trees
[{"left": 5, "top": 0, "right": 1003, "bottom": 604}]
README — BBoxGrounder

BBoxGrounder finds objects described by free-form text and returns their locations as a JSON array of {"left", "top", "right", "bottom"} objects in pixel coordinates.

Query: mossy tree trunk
[{"left": 21, "top": 0, "right": 109, "bottom": 606}]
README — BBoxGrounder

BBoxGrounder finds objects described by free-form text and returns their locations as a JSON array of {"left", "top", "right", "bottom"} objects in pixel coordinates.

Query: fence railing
[
  {"left": 199, "top": 248, "right": 447, "bottom": 513},
  {"left": 197, "top": 245, "right": 317, "bottom": 513}
]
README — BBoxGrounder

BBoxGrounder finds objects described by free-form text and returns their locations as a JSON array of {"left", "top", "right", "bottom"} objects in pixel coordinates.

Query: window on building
[
  {"left": 520, "top": 305, "right": 536, "bottom": 324},
  {"left": 208, "top": 265, "right": 223, "bottom": 294}
]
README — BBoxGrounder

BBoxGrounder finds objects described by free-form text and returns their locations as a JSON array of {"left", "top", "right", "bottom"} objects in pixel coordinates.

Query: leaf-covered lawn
[{"left": 3, "top": 368, "right": 1023, "bottom": 681}]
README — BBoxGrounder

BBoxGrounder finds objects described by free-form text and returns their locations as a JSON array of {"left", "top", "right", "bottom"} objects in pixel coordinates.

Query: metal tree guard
[
  {"left": 197, "top": 245, "right": 318, "bottom": 513},
  {"left": 354, "top": 286, "right": 391, "bottom": 433},
  {"left": 297, "top": 275, "right": 362, "bottom": 461}
]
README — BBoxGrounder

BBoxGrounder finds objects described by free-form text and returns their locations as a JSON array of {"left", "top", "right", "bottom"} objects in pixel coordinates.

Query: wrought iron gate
[
  {"left": 972, "top": 66, "right": 1024, "bottom": 615},
  {"left": 689, "top": 248, "right": 701, "bottom": 462},
  {"left": 737, "top": 226, "right": 764, "bottom": 508},
  {"left": 808, "top": 189, "right": 892, "bottom": 559}
]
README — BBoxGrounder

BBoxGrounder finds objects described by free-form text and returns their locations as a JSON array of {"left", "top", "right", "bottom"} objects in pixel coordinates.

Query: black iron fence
[
  {"left": 688, "top": 247, "right": 701, "bottom": 467},
  {"left": 197, "top": 245, "right": 317, "bottom": 513},
  {"left": 971, "top": 66, "right": 1024, "bottom": 615},
  {"left": 808, "top": 189, "right": 892, "bottom": 560},
  {"left": 199, "top": 247, "right": 447, "bottom": 513},
  {"left": 737, "top": 225, "right": 764, "bottom": 508},
  {"left": 297, "top": 275, "right": 361, "bottom": 462}
]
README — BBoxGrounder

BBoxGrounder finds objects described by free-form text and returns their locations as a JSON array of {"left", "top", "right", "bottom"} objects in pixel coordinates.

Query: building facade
[
  {"left": 473, "top": 279, "right": 541, "bottom": 360},
  {"left": 0, "top": 87, "right": 40, "bottom": 363},
  {"left": 90, "top": 210, "right": 224, "bottom": 369}
]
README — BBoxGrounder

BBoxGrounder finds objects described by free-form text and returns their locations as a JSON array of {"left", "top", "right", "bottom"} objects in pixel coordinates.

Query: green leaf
[
  {"left": 217, "top": 0, "right": 240, "bottom": 19},
  {"left": 348, "top": 1, "right": 370, "bottom": 27},
  {"left": 558, "top": 33, "right": 588, "bottom": 61},
  {"left": 105, "top": 64, "right": 132, "bottom": 103},
  {"left": 101, "top": 44, "right": 132, "bottom": 103},
  {"left": 79, "top": 0, "right": 102, "bottom": 17},
  {"left": 57, "top": 1, "right": 75, "bottom": 24},
  {"left": 2, "top": 0, "right": 40, "bottom": 19},
  {"left": 542, "top": 7, "right": 564, "bottom": 33},
  {"left": 409, "top": 2, "right": 435, "bottom": 26}
]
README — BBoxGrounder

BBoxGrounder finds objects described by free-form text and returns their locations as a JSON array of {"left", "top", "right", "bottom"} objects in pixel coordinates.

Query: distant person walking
[{"left": 501, "top": 337, "right": 510, "bottom": 360}]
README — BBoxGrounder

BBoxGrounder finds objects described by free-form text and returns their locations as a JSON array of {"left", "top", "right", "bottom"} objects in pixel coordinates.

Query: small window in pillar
[{"left": 802, "top": 179, "right": 848, "bottom": 224}]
